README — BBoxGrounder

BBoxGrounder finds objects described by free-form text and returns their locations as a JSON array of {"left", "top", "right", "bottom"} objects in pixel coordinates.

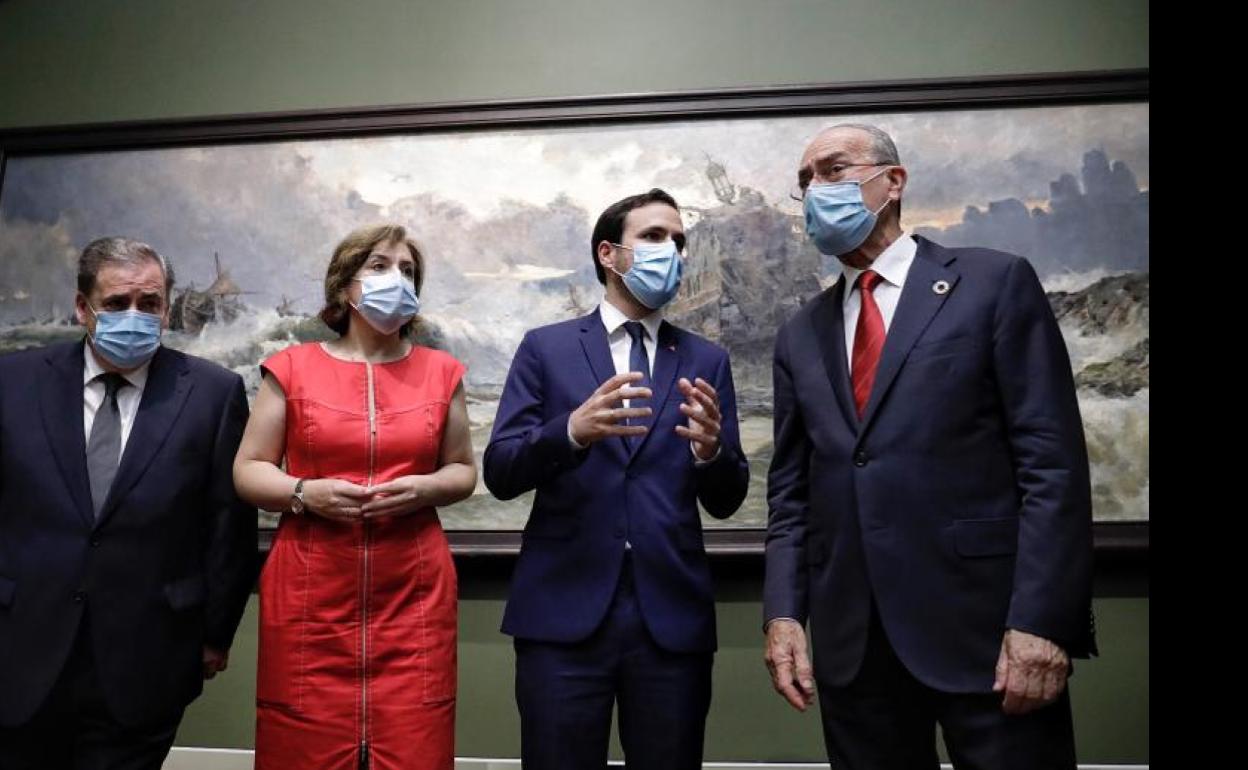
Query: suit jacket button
[
  {"left": 90, "top": 539, "right": 101, "bottom": 547},
  {"left": 73, "top": 591, "right": 86, "bottom": 603},
  {"left": 853, "top": 451, "right": 868, "bottom": 467}
]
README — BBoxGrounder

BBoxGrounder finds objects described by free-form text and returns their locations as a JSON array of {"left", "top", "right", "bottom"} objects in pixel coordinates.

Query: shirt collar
[
  {"left": 82, "top": 339, "right": 152, "bottom": 391},
  {"left": 599, "top": 298, "right": 663, "bottom": 342},
  {"left": 840, "top": 232, "right": 917, "bottom": 297}
]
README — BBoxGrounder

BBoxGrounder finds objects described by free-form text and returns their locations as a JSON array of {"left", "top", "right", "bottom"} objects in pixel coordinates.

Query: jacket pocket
[{"left": 952, "top": 517, "right": 1019, "bottom": 558}]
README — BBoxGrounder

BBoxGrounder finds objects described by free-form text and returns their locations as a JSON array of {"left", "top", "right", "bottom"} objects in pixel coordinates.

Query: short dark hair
[
  {"left": 589, "top": 188, "right": 679, "bottom": 285},
  {"left": 77, "top": 236, "right": 174, "bottom": 298}
]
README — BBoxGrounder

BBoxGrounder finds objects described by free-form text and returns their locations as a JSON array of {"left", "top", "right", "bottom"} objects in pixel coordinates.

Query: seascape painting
[{"left": 0, "top": 102, "right": 1149, "bottom": 529}]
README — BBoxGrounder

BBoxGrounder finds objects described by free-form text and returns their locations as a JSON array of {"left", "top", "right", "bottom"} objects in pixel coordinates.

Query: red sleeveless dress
[{"left": 255, "top": 342, "right": 464, "bottom": 770}]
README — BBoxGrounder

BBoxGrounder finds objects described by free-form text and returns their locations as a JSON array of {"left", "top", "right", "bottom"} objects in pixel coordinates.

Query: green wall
[
  {"left": 178, "top": 571, "right": 1148, "bottom": 763},
  {"left": 1, "top": 0, "right": 1148, "bottom": 129}
]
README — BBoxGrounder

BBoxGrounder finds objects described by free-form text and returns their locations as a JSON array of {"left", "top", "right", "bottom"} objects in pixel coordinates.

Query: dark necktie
[
  {"left": 87, "top": 372, "right": 127, "bottom": 518},
  {"left": 623, "top": 321, "right": 652, "bottom": 447}
]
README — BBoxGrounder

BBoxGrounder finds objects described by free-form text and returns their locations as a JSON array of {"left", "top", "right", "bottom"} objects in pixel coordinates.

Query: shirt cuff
[
  {"left": 765, "top": 617, "right": 802, "bottom": 632},
  {"left": 691, "top": 441, "right": 721, "bottom": 467}
]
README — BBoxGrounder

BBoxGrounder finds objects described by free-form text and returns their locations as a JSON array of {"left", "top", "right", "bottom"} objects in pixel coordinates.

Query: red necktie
[{"left": 851, "top": 270, "right": 885, "bottom": 419}]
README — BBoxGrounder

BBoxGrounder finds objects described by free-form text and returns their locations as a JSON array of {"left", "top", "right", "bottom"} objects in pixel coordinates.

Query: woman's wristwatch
[{"left": 289, "top": 478, "right": 306, "bottom": 515}]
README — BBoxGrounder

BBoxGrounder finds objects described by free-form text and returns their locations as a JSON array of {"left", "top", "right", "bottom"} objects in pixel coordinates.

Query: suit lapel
[
  {"left": 96, "top": 347, "right": 193, "bottom": 528},
  {"left": 858, "top": 237, "right": 960, "bottom": 433},
  {"left": 810, "top": 280, "right": 859, "bottom": 433},
  {"left": 578, "top": 309, "right": 617, "bottom": 387},
  {"left": 40, "top": 341, "right": 95, "bottom": 527},
  {"left": 577, "top": 310, "right": 630, "bottom": 460}
]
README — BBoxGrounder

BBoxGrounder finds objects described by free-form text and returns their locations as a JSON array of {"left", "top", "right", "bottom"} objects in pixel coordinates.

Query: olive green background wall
[
  {"left": 176, "top": 570, "right": 1148, "bottom": 763},
  {"left": 2, "top": 0, "right": 1147, "bottom": 129}
]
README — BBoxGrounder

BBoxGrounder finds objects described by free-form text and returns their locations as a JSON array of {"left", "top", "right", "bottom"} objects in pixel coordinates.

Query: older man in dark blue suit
[
  {"left": 485, "top": 189, "right": 749, "bottom": 770},
  {"left": 0, "top": 237, "right": 255, "bottom": 770},
  {"left": 763, "top": 125, "right": 1096, "bottom": 770}
]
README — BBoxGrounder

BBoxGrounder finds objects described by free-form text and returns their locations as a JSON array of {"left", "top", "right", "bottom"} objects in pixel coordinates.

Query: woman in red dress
[{"left": 234, "top": 224, "right": 476, "bottom": 770}]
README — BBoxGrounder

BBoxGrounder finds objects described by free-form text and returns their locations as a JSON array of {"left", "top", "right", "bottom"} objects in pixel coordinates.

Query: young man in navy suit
[
  {"left": 485, "top": 189, "right": 750, "bottom": 770},
  {"left": 0, "top": 237, "right": 255, "bottom": 770},
  {"left": 763, "top": 124, "right": 1096, "bottom": 770}
]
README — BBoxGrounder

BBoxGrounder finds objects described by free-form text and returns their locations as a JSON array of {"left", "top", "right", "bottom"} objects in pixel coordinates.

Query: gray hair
[
  {"left": 77, "top": 237, "right": 175, "bottom": 297},
  {"left": 827, "top": 123, "right": 901, "bottom": 165}
]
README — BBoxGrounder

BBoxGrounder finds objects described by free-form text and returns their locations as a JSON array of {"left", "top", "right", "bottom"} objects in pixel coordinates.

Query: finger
[
  {"left": 678, "top": 402, "right": 720, "bottom": 431},
  {"left": 620, "top": 386, "right": 653, "bottom": 401},
  {"left": 334, "top": 485, "right": 375, "bottom": 501},
  {"left": 687, "top": 386, "right": 722, "bottom": 421},
  {"left": 693, "top": 377, "right": 719, "bottom": 401},
  {"left": 598, "top": 407, "right": 652, "bottom": 423},
  {"left": 1022, "top": 667, "right": 1045, "bottom": 712},
  {"left": 675, "top": 425, "right": 719, "bottom": 443},
  {"left": 794, "top": 648, "right": 817, "bottom": 704},
  {"left": 326, "top": 507, "right": 363, "bottom": 521},
  {"left": 771, "top": 659, "right": 808, "bottom": 712},
  {"left": 362, "top": 494, "right": 412, "bottom": 514},
  {"left": 360, "top": 498, "right": 408, "bottom": 514},
  {"left": 362, "top": 505, "right": 406, "bottom": 518},
  {"left": 993, "top": 646, "right": 1009, "bottom": 692},
  {"left": 366, "top": 480, "right": 407, "bottom": 494},
  {"left": 593, "top": 408, "right": 644, "bottom": 426},
  {"left": 1002, "top": 665, "right": 1028, "bottom": 715},
  {"left": 1040, "top": 666, "right": 1063, "bottom": 706},
  {"left": 601, "top": 385, "right": 653, "bottom": 406},
  {"left": 595, "top": 371, "right": 645, "bottom": 396},
  {"left": 601, "top": 424, "right": 649, "bottom": 437}
]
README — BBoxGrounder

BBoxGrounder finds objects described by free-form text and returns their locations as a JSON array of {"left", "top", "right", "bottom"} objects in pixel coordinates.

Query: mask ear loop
[
  {"left": 862, "top": 166, "right": 895, "bottom": 217},
  {"left": 608, "top": 243, "right": 632, "bottom": 281}
]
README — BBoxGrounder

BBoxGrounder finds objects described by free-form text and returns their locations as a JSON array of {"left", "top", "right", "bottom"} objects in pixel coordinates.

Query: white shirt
[
  {"left": 839, "top": 233, "right": 917, "bottom": 372},
  {"left": 83, "top": 342, "right": 151, "bottom": 454},
  {"left": 599, "top": 298, "right": 661, "bottom": 383}
]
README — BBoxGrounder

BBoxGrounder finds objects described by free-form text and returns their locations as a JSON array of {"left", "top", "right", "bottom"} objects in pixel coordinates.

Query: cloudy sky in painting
[{"left": 0, "top": 102, "right": 1147, "bottom": 322}]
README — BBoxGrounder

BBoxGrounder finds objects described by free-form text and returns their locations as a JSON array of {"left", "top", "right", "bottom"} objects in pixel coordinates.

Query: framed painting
[{"left": 0, "top": 70, "right": 1148, "bottom": 553}]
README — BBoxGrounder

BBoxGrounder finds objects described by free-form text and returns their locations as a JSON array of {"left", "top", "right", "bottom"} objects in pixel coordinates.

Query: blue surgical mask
[
  {"left": 611, "top": 240, "right": 684, "bottom": 310},
  {"left": 89, "top": 307, "right": 162, "bottom": 369},
  {"left": 352, "top": 271, "right": 420, "bottom": 334},
  {"left": 804, "top": 166, "right": 892, "bottom": 256}
]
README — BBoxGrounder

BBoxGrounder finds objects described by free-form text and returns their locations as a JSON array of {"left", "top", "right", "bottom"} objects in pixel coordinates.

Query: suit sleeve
[
  {"left": 693, "top": 350, "right": 749, "bottom": 519},
  {"left": 483, "top": 332, "right": 588, "bottom": 501},
  {"left": 763, "top": 326, "right": 812, "bottom": 626},
  {"left": 993, "top": 257, "right": 1096, "bottom": 656},
  {"left": 203, "top": 374, "right": 258, "bottom": 651}
]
